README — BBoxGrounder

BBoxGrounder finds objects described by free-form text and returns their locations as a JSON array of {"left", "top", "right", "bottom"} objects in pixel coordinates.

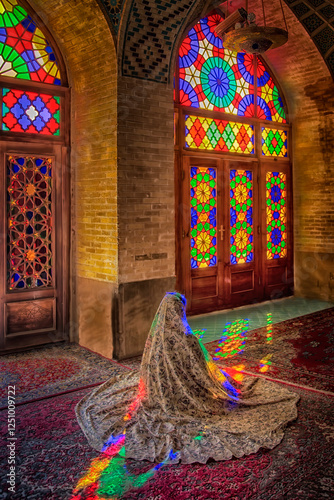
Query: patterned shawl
[{"left": 76, "top": 292, "right": 299, "bottom": 463}]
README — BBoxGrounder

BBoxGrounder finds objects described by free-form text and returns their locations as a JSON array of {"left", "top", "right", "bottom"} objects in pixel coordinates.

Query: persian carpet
[
  {"left": 205, "top": 307, "right": 334, "bottom": 395},
  {"left": 0, "top": 343, "right": 131, "bottom": 409},
  {"left": 0, "top": 385, "right": 333, "bottom": 499}
]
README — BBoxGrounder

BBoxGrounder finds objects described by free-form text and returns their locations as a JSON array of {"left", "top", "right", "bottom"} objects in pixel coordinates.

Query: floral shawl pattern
[{"left": 75, "top": 293, "right": 299, "bottom": 463}]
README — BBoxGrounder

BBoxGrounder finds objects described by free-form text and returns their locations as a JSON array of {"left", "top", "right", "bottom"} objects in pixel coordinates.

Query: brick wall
[
  {"left": 256, "top": 0, "right": 334, "bottom": 299},
  {"left": 29, "top": 0, "right": 118, "bottom": 357},
  {"left": 117, "top": 76, "right": 175, "bottom": 283}
]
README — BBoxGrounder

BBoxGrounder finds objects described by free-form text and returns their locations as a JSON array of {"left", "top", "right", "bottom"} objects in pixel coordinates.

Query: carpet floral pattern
[
  {"left": 0, "top": 344, "right": 131, "bottom": 408},
  {"left": 206, "top": 307, "right": 334, "bottom": 394},
  {"left": 0, "top": 386, "right": 333, "bottom": 499}
]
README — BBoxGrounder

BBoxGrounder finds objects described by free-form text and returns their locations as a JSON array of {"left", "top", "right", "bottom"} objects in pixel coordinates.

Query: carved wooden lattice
[{"left": 7, "top": 155, "right": 53, "bottom": 290}]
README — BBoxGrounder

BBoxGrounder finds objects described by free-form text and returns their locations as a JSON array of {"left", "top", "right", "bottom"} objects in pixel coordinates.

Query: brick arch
[{"left": 28, "top": 0, "right": 118, "bottom": 358}]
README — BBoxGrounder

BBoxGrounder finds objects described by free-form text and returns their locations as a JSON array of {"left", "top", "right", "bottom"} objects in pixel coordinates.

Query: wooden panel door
[
  {"left": 261, "top": 161, "right": 293, "bottom": 300},
  {"left": 223, "top": 159, "right": 261, "bottom": 308},
  {"left": 181, "top": 156, "right": 223, "bottom": 313},
  {"left": 181, "top": 156, "right": 261, "bottom": 314},
  {"left": 0, "top": 142, "right": 69, "bottom": 351}
]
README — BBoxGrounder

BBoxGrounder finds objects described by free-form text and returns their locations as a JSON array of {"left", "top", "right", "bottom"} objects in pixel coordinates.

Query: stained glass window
[
  {"left": 179, "top": 14, "right": 255, "bottom": 117},
  {"left": 7, "top": 155, "right": 53, "bottom": 290},
  {"left": 0, "top": 0, "right": 61, "bottom": 85},
  {"left": 3, "top": 88, "right": 60, "bottom": 134},
  {"left": 230, "top": 170, "right": 253, "bottom": 264},
  {"left": 177, "top": 13, "right": 287, "bottom": 124},
  {"left": 185, "top": 115, "right": 254, "bottom": 154},
  {"left": 262, "top": 127, "right": 288, "bottom": 157},
  {"left": 266, "top": 172, "right": 287, "bottom": 259},
  {"left": 257, "top": 58, "right": 286, "bottom": 123},
  {"left": 190, "top": 166, "right": 217, "bottom": 268}
]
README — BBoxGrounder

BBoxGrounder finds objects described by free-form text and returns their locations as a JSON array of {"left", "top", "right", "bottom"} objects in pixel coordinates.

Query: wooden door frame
[
  {"left": 0, "top": 141, "right": 70, "bottom": 352},
  {"left": 175, "top": 151, "right": 270, "bottom": 314}
]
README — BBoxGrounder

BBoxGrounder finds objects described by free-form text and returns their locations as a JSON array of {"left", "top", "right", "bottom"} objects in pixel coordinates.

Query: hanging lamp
[{"left": 215, "top": 0, "right": 288, "bottom": 54}]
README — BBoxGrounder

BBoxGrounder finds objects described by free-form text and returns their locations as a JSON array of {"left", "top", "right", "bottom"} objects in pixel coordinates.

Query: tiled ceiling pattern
[
  {"left": 284, "top": 0, "right": 334, "bottom": 77},
  {"left": 97, "top": 0, "right": 125, "bottom": 34},
  {"left": 97, "top": 0, "right": 334, "bottom": 81},
  {"left": 120, "top": 0, "right": 203, "bottom": 82}
]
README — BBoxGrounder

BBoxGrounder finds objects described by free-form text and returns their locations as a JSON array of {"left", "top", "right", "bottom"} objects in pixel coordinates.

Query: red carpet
[
  {"left": 205, "top": 307, "right": 334, "bottom": 394},
  {"left": 0, "top": 343, "right": 131, "bottom": 409},
  {"left": 0, "top": 384, "right": 333, "bottom": 499}
]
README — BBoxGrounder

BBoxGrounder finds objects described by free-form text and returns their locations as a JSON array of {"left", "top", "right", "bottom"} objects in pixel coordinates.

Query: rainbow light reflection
[
  {"left": 213, "top": 319, "right": 249, "bottom": 361},
  {"left": 72, "top": 327, "right": 245, "bottom": 498}
]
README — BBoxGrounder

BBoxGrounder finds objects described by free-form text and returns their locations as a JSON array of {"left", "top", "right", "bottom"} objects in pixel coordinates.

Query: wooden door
[
  {"left": 178, "top": 155, "right": 293, "bottom": 314},
  {"left": 260, "top": 161, "right": 293, "bottom": 301},
  {"left": 180, "top": 156, "right": 261, "bottom": 313},
  {"left": 0, "top": 142, "right": 69, "bottom": 351},
  {"left": 181, "top": 156, "right": 222, "bottom": 313},
  {"left": 224, "top": 159, "right": 261, "bottom": 308}
]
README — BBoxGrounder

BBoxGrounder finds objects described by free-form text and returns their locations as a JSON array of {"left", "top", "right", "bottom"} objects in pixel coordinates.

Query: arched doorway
[
  {"left": 0, "top": 0, "right": 69, "bottom": 351},
  {"left": 175, "top": 12, "right": 292, "bottom": 314}
]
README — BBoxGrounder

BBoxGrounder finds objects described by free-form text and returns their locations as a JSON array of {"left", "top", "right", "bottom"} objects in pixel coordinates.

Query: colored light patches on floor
[
  {"left": 230, "top": 169, "right": 253, "bottom": 264},
  {"left": 72, "top": 374, "right": 183, "bottom": 500},
  {"left": 185, "top": 115, "right": 254, "bottom": 154},
  {"left": 224, "top": 364, "right": 246, "bottom": 383},
  {"left": 259, "top": 354, "right": 273, "bottom": 373},
  {"left": 190, "top": 166, "right": 217, "bottom": 269},
  {"left": 188, "top": 297, "right": 334, "bottom": 345},
  {"left": 193, "top": 328, "right": 205, "bottom": 340},
  {"left": 262, "top": 127, "right": 288, "bottom": 157},
  {"left": 266, "top": 312, "right": 273, "bottom": 343},
  {"left": 72, "top": 379, "right": 151, "bottom": 499},
  {"left": 266, "top": 171, "right": 287, "bottom": 260},
  {"left": 213, "top": 319, "right": 249, "bottom": 361}
]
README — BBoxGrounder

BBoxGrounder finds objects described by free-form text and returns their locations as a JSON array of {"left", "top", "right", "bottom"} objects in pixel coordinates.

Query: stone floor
[{"left": 188, "top": 296, "right": 334, "bottom": 343}]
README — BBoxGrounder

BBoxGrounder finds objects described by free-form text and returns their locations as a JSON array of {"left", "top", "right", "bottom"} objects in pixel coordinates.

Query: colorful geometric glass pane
[
  {"left": 190, "top": 166, "right": 217, "bottom": 268},
  {"left": 257, "top": 58, "right": 286, "bottom": 123},
  {"left": 266, "top": 172, "right": 287, "bottom": 260},
  {"left": 230, "top": 170, "right": 253, "bottom": 264},
  {"left": 179, "top": 14, "right": 255, "bottom": 117},
  {"left": 7, "top": 155, "right": 53, "bottom": 290},
  {"left": 262, "top": 127, "right": 287, "bottom": 157},
  {"left": 0, "top": 0, "right": 61, "bottom": 85},
  {"left": 3, "top": 88, "right": 60, "bottom": 135},
  {"left": 185, "top": 115, "right": 254, "bottom": 154}
]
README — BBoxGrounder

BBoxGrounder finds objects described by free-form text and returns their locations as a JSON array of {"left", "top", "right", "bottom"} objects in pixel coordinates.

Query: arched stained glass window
[
  {"left": 0, "top": 0, "right": 61, "bottom": 84},
  {"left": 176, "top": 13, "right": 286, "bottom": 125},
  {"left": 0, "top": 0, "right": 69, "bottom": 349},
  {"left": 175, "top": 11, "right": 292, "bottom": 313}
]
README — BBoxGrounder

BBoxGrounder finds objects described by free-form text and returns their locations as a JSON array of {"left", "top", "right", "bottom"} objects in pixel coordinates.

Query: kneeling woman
[{"left": 76, "top": 292, "right": 299, "bottom": 464}]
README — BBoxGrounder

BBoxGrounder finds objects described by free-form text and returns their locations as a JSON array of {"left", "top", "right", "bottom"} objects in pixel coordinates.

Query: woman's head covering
[{"left": 76, "top": 290, "right": 299, "bottom": 464}]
